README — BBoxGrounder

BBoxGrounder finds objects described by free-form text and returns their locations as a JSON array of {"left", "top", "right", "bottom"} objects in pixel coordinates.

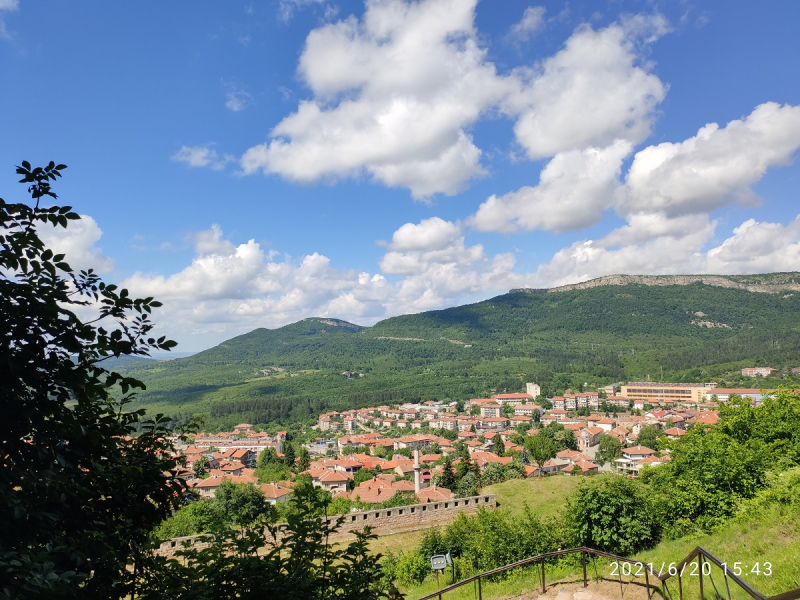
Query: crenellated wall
[{"left": 155, "top": 494, "right": 496, "bottom": 558}]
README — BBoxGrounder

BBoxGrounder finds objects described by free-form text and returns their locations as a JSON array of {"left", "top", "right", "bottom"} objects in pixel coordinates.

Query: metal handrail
[{"left": 416, "top": 546, "right": 800, "bottom": 600}]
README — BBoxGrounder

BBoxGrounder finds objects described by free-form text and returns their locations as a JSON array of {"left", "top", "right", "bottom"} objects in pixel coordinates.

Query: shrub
[{"left": 564, "top": 475, "right": 659, "bottom": 556}]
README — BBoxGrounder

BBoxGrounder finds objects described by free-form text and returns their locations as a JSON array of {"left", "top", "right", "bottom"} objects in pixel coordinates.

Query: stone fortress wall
[{"left": 155, "top": 493, "right": 496, "bottom": 558}]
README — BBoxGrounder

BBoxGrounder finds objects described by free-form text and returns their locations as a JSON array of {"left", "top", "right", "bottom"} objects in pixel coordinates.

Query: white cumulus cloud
[
  {"left": 38, "top": 215, "right": 115, "bottom": 274},
  {"left": 509, "top": 6, "right": 546, "bottom": 42},
  {"left": 469, "top": 140, "right": 632, "bottom": 233},
  {"left": 238, "top": 0, "right": 508, "bottom": 199},
  {"left": 622, "top": 102, "right": 800, "bottom": 217},
  {"left": 503, "top": 15, "right": 668, "bottom": 159}
]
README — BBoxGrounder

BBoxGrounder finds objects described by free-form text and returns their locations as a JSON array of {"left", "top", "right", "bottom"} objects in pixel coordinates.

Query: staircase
[{"left": 417, "top": 547, "right": 800, "bottom": 600}]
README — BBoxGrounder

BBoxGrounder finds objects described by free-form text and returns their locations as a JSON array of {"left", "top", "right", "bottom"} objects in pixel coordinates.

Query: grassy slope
[
  {"left": 368, "top": 477, "right": 582, "bottom": 560},
  {"left": 396, "top": 489, "right": 800, "bottom": 599},
  {"left": 483, "top": 477, "right": 583, "bottom": 519},
  {"left": 634, "top": 505, "right": 800, "bottom": 598}
]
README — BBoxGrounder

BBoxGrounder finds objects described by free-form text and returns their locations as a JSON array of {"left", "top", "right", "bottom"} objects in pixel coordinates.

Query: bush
[
  {"left": 564, "top": 475, "right": 659, "bottom": 556},
  {"left": 138, "top": 484, "right": 387, "bottom": 599},
  {"left": 386, "top": 551, "right": 430, "bottom": 586}
]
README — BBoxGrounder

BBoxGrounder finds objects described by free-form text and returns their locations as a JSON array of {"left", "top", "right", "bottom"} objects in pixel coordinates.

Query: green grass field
[
  {"left": 633, "top": 505, "right": 800, "bottom": 598},
  {"left": 483, "top": 476, "right": 583, "bottom": 519},
  {"left": 394, "top": 484, "right": 800, "bottom": 599}
]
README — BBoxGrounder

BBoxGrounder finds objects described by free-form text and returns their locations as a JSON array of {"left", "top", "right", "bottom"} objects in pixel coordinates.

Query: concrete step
[{"left": 497, "top": 578, "right": 655, "bottom": 600}]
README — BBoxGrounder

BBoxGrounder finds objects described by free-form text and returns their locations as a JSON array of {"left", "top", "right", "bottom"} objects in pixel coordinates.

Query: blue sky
[{"left": 2, "top": 0, "right": 800, "bottom": 352}]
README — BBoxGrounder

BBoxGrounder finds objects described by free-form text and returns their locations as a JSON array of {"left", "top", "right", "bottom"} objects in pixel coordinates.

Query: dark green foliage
[
  {"left": 492, "top": 433, "right": 505, "bottom": 456},
  {"left": 354, "top": 467, "right": 381, "bottom": 486},
  {"left": 428, "top": 508, "right": 565, "bottom": 575},
  {"left": 564, "top": 476, "right": 660, "bottom": 555},
  {"left": 524, "top": 433, "right": 558, "bottom": 477},
  {"left": 480, "top": 462, "right": 507, "bottom": 486},
  {"left": 120, "top": 276, "right": 800, "bottom": 429},
  {"left": 213, "top": 480, "right": 273, "bottom": 529},
  {"left": 152, "top": 501, "right": 219, "bottom": 541},
  {"left": 636, "top": 424, "right": 661, "bottom": 450},
  {"left": 193, "top": 455, "right": 210, "bottom": 477},
  {"left": 643, "top": 390, "right": 800, "bottom": 535},
  {"left": 455, "top": 472, "right": 480, "bottom": 498},
  {"left": 297, "top": 446, "right": 311, "bottom": 471},
  {"left": 257, "top": 447, "right": 279, "bottom": 468},
  {"left": 437, "top": 455, "right": 457, "bottom": 490},
  {"left": 283, "top": 442, "right": 296, "bottom": 468},
  {"left": 0, "top": 163, "right": 191, "bottom": 599},
  {"left": 139, "top": 485, "right": 387, "bottom": 600},
  {"left": 595, "top": 434, "right": 622, "bottom": 465}
]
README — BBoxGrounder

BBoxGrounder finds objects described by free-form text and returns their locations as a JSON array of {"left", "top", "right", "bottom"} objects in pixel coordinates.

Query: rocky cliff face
[{"left": 510, "top": 272, "right": 800, "bottom": 295}]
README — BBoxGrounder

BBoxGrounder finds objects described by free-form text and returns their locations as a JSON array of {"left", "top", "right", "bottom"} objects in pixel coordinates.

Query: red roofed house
[
  {"left": 563, "top": 460, "right": 599, "bottom": 476},
  {"left": 261, "top": 482, "right": 293, "bottom": 505},
  {"left": 416, "top": 486, "right": 453, "bottom": 503},
  {"left": 615, "top": 446, "right": 657, "bottom": 477}
]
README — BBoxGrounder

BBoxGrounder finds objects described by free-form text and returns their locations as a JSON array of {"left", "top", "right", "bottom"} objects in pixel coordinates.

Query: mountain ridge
[
  {"left": 511, "top": 272, "right": 800, "bottom": 295},
  {"left": 123, "top": 271, "right": 800, "bottom": 428}
]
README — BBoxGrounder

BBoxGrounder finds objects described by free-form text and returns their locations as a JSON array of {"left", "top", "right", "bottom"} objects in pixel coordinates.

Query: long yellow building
[{"left": 620, "top": 382, "right": 708, "bottom": 405}]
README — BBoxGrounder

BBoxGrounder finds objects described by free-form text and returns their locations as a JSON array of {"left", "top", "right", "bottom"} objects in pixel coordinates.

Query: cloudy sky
[{"left": 2, "top": 0, "right": 800, "bottom": 351}]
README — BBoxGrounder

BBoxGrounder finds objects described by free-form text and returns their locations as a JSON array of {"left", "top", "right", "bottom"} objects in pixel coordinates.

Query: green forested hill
[{"left": 122, "top": 277, "right": 800, "bottom": 430}]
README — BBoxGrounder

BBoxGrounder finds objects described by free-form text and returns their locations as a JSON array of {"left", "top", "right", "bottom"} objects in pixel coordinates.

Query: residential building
[
  {"left": 620, "top": 383, "right": 707, "bottom": 405},
  {"left": 493, "top": 393, "right": 533, "bottom": 406},
  {"left": 741, "top": 367, "right": 775, "bottom": 377}
]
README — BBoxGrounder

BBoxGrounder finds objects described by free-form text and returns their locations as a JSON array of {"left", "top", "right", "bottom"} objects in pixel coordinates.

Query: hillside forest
[{"left": 121, "top": 279, "right": 800, "bottom": 430}]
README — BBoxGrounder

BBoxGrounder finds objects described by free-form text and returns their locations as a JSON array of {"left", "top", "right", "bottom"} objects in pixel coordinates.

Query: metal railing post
[
  {"left": 645, "top": 565, "right": 651, "bottom": 600},
  {"left": 699, "top": 554, "right": 704, "bottom": 600},
  {"left": 582, "top": 552, "right": 587, "bottom": 588},
  {"left": 724, "top": 568, "right": 732, "bottom": 600},
  {"left": 477, "top": 577, "right": 482, "bottom": 600},
  {"left": 678, "top": 570, "right": 683, "bottom": 600},
  {"left": 541, "top": 560, "right": 546, "bottom": 594}
]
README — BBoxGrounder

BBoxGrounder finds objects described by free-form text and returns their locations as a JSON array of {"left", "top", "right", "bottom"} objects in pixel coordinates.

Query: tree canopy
[{"left": 0, "top": 162, "right": 188, "bottom": 598}]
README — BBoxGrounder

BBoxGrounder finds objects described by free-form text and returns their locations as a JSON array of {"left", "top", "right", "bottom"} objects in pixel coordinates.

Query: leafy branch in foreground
[
  {"left": 0, "top": 162, "right": 191, "bottom": 599},
  {"left": 138, "top": 484, "right": 390, "bottom": 600}
]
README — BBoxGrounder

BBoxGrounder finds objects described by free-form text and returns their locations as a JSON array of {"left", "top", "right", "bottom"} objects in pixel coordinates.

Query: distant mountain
[
  {"left": 512, "top": 272, "right": 800, "bottom": 294},
  {"left": 121, "top": 273, "right": 800, "bottom": 429}
]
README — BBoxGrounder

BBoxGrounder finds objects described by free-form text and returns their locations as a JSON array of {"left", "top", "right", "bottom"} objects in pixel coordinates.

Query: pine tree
[{"left": 492, "top": 433, "right": 505, "bottom": 456}]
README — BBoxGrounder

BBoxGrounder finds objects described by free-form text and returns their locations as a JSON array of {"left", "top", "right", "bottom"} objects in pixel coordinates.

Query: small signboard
[
  {"left": 430, "top": 553, "right": 453, "bottom": 571},
  {"left": 430, "top": 555, "right": 447, "bottom": 571}
]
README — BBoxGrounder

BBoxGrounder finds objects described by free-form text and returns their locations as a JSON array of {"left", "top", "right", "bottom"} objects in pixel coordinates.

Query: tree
[
  {"left": 564, "top": 476, "right": 659, "bottom": 555},
  {"left": 428, "top": 441, "right": 441, "bottom": 454},
  {"left": 297, "top": 445, "right": 311, "bottom": 472},
  {"left": 596, "top": 434, "right": 622, "bottom": 465},
  {"left": 353, "top": 467, "right": 379, "bottom": 486},
  {"left": 637, "top": 424, "right": 661, "bottom": 450},
  {"left": 193, "top": 455, "right": 210, "bottom": 478},
  {"left": 552, "top": 425, "right": 578, "bottom": 451},
  {"left": 139, "top": 484, "right": 387, "bottom": 599},
  {"left": 490, "top": 432, "right": 505, "bottom": 456},
  {"left": 525, "top": 434, "right": 558, "bottom": 477},
  {"left": 283, "top": 442, "right": 296, "bottom": 468},
  {"left": 0, "top": 162, "right": 187, "bottom": 598},
  {"left": 438, "top": 455, "right": 457, "bottom": 490},
  {"left": 480, "top": 461, "right": 507, "bottom": 485},
  {"left": 213, "top": 480, "right": 273, "bottom": 529},
  {"left": 257, "top": 447, "right": 279, "bottom": 468},
  {"left": 456, "top": 472, "right": 480, "bottom": 498},
  {"left": 152, "top": 500, "right": 218, "bottom": 541}
]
